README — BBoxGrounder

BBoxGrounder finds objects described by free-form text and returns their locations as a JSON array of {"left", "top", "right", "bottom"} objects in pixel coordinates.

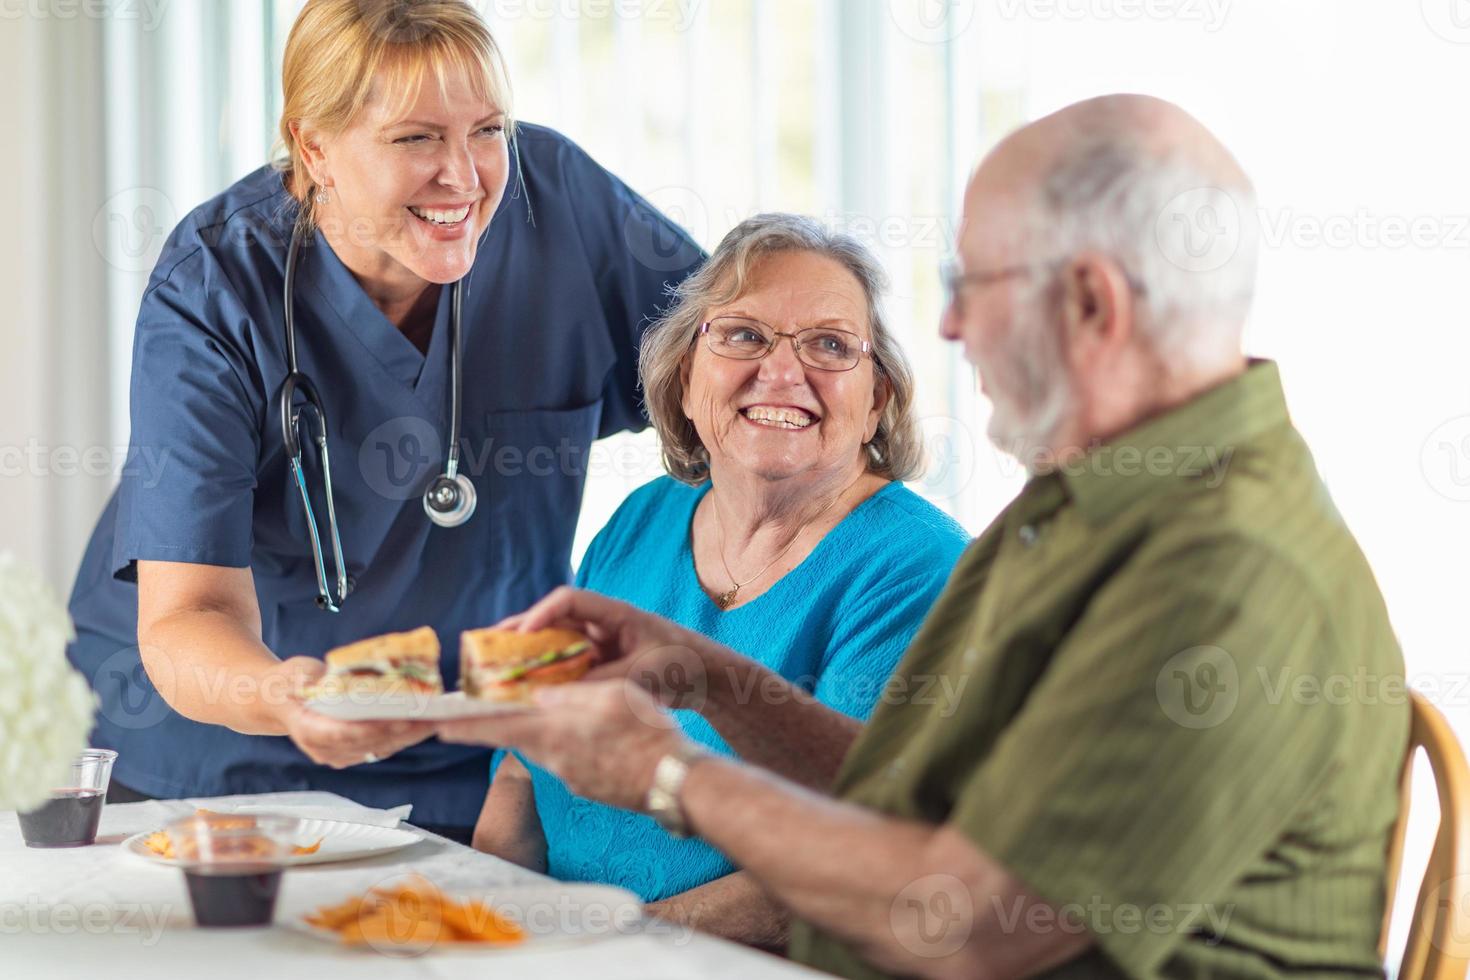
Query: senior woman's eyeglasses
[{"left": 697, "top": 317, "right": 874, "bottom": 373}]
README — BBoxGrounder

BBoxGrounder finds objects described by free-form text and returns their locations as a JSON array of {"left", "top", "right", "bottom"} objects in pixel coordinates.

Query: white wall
[{"left": 0, "top": 11, "right": 112, "bottom": 593}]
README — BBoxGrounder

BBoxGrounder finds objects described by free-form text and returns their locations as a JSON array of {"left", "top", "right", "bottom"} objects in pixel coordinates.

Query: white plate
[
  {"left": 287, "top": 882, "right": 644, "bottom": 953},
  {"left": 229, "top": 803, "right": 411, "bottom": 828},
  {"left": 121, "top": 818, "right": 422, "bottom": 867},
  {"left": 302, "top": 690, "right": 529, "bottom": 721}
]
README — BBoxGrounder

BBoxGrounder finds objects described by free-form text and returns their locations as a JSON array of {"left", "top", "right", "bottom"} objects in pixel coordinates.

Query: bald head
[
  {"left": 961, "top": 94, "right": 1259, "bottom": 374},
  {"left": 993, "top": 94, "right": 1249, "bottom": 193}
]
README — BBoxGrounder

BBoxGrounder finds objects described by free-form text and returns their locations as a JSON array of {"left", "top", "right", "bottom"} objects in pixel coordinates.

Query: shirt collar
[
  {"left": 1057, "top": 359, "right": 1291, "bottom": 526},
  {"left": 297, "top": 227, "right": 450, "bottom": 392}
]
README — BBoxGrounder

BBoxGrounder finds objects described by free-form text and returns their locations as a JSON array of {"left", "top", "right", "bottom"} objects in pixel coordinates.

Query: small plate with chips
[
  {"left": 122, "top": 810, "right": 421, "bottom": 867},
  {"left": 288, "top": 878, "right": 644, "bottom": 953}
]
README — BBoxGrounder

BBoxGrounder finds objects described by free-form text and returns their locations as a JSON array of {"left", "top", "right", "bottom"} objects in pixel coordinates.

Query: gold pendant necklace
[
  {"left": 710, "top": 473, "right": 866, "bottom": 611},
  {"left": 712, "top": 524, "right": 801, "bottom": 610}
]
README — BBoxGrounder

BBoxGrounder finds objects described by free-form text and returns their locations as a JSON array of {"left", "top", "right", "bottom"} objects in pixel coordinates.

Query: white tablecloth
[{"left": 1, "top": 791, "right": 827, "bottom": 980}]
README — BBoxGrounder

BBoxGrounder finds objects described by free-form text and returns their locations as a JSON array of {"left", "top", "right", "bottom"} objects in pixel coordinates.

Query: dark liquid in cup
[
  {"left": 183, "top": 865, "right": 284, "bottom": 927},
  {"left": 18, "top": 789, "right": 106, "bottom": 848}
]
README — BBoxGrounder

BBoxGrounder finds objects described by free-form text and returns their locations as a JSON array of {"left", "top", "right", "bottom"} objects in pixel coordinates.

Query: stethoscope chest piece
[{"left": 423, "top": 472, "right": 477, "bottom": 528}]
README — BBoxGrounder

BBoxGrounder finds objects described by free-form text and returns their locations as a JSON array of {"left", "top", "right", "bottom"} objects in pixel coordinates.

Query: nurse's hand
[
  {"left": 503, "top": 587, "right": 740, "bottom": 713},
  {"left": 271, "top": 656, "right": 437, "bottom": 769}
]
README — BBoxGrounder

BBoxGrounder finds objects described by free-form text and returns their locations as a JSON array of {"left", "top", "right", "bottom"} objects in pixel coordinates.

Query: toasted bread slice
[
  {"left": 312, "top": 626, "right": 444, "bottom": 697},
  {"left": 459, "top": 627, "right": 593, "bottom": 703}
]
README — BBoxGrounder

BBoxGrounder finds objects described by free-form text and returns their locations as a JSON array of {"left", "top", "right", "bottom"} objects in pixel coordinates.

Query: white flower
[{"left": 0, "top": 552, "right": 96, "bottom": 812}]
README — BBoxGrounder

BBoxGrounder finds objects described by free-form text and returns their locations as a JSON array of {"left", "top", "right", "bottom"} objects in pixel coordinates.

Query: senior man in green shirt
[{"left": 439, "top": 93, "right": 1408, "bottom": 979}]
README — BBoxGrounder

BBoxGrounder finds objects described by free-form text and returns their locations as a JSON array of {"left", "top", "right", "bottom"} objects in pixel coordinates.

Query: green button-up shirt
[{"left": 789, "top": 361, "right": 1408, "bottom": 979}]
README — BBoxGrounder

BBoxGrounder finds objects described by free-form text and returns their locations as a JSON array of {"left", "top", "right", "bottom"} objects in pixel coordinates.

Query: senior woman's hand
[
  {"left": 499, "top": 586, "right": 737, "bottom": 712},
  {"left": 437, "top": 680, "right": 687, "bottom": 812}
]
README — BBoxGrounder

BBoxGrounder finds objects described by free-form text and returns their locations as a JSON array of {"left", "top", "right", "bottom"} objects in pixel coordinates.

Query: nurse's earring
[{"left": 315, "top": 188, "right": 331, "bottom": 206}]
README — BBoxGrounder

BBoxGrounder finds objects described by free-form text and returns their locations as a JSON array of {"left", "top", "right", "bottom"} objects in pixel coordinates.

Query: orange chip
[
  {"left": 192, "top": 808, "right": 256, "bottom": 830},
  {"left": 342, "top": 903, "right": 443, "bottom": 948},
  {"left": 442, "top": 900, "right": 523, "bottom": 944},
  {"left": 142, "top": 831, "right": 175, "bottom": 859},
  {"left": 304, "top": 881, "right": 524, "bottom": 949},
  {"left": 292, "top": 837, "right": 324, "bottom": 856},
  {"left": 305, "top": 895, "right": 373, "bottom": 931}
]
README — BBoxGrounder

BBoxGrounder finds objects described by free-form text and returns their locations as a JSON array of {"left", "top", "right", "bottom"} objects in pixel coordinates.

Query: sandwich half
[
  {"left": 460, "top": 627, "right": 594, "bottom": 703},
  {"left": 312, "top": 626, "right": 444, "bottom": 698}
]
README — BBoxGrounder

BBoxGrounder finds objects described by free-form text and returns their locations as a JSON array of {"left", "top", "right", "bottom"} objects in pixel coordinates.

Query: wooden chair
[{"left": 1381, "top": 691, "right": 1470, "bottom": 980}]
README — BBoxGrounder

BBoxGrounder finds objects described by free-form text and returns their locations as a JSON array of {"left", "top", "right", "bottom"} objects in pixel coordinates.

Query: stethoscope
[{"left": 276, "top": 218, "right": 476, "bottom": 612}]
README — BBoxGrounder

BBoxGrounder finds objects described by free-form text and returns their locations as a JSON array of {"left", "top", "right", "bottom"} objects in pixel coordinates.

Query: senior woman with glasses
[{"left": 471, "top": 213, "right": 969, "bottom": 946}]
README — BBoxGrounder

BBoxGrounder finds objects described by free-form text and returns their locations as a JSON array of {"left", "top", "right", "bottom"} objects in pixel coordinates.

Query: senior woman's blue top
[
  {"left": 64, "top": 124, "right": 704, "bottom": 828},
  {"left": 508, "top": 475, "right": 969, "bottom": 901}
]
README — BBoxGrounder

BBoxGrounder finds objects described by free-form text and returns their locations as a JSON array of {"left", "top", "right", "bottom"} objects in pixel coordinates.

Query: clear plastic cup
[
  {"left": 168, "top": 814, "right": 301, "bottom": 928},
  {"left": 17, "top": 748, "right": 117, "bottom": 848}
]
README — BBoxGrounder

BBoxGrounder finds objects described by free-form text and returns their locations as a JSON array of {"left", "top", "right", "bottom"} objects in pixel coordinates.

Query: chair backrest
[{"left": 1381, "top": 691, "right": 1470, "bottom": 980}]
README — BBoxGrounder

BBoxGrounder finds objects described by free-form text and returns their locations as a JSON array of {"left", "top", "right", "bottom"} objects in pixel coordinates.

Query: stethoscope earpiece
[{"left": 423, "top": 473, "right": 477, "bottom": 528}]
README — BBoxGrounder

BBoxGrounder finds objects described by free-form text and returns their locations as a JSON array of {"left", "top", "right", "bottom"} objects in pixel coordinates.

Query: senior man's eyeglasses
[
  {"left": 941, "top": 259, "right": 1059, "bottom": 317},
  {"left": 941, "top": 258, "right": 1147, "bottom": 317},
  {"left": 697, "top": 317, "right": 875, "bottom": 373}
]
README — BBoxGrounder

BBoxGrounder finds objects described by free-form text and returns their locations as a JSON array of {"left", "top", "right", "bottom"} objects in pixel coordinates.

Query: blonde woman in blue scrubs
[{"left": 65, "top": 0, "right": 701, "bottom": 843}]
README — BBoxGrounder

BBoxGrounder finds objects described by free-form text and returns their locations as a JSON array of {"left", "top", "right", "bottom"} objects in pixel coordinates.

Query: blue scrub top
[{"left": 66, "top": 124, "right": 705, "bottom": 826}]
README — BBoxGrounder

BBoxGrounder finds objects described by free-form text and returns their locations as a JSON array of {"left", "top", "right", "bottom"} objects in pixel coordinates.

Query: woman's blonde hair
[
  {"left": 273, "top": 0, "right": 515, "bottom": 232},
  {"left": 639, "top": 213, "right": 926, "bottom": 485}
]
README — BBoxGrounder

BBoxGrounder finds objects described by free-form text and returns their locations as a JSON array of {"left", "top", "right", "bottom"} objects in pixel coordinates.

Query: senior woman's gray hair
[{"left": 639, "top": 213, "right": 924, "bottom": 485}]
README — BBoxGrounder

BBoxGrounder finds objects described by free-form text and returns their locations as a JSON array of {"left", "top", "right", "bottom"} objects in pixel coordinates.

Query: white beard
[{"left": 981, "top": 290, "right": 1076, "bottom": 474}]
